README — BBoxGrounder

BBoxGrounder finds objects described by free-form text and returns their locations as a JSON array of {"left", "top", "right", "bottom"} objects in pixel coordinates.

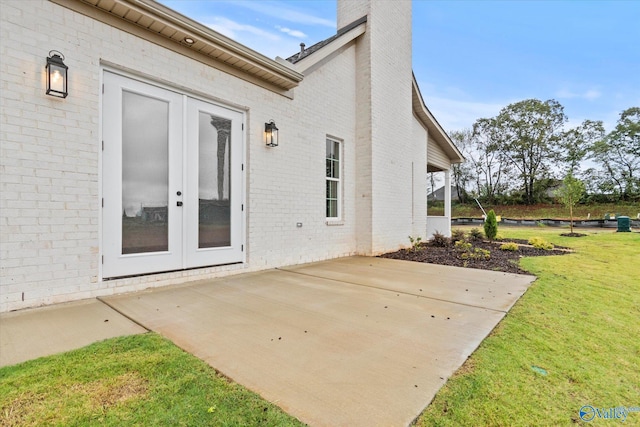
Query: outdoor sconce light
[
  {"left": 46, "top": 50, "right": 68, "bottom": 98},
  {"left": 264, "top": 119, "right": 279, "bottom": 147}
]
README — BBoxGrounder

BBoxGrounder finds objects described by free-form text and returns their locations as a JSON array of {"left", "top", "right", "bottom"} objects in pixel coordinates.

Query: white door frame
[
  {"left": 185, "top": 97, "right": 245, "bottom": 268},
  {"left": 101, "top": 69, "right": 245, "bottom": 279}
]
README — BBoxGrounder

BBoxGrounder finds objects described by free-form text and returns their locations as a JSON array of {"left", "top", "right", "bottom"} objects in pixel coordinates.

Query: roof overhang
[
  {"left": 286, "top": 17, "right": 367, "bottom": 74},
  {"left": 51, "top": 0, "right": 304, "bottom": 94},
  {"left": 412, "top": 74, "right": 464, "bottom": 165}
]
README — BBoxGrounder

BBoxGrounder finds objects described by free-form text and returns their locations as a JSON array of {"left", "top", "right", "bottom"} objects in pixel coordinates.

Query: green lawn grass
[
  {"left": 0, "top": 334, "right": 304, "bottom": 427},
  {"left": 2, "top": 227, "right": 638, "bottom": 426},
  {"left": 447, "top": 202, "right": 640, "bottom": 220},
  {"left": 415, "top": 227, "right": 640, "bottom": 426}
]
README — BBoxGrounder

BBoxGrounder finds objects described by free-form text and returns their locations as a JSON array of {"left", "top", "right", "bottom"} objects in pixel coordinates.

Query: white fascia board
[
  {"left": 412, "top": 77, "right": 465, "bottom": 164},
  {"left": 292, "top": 24, "right": 366, "bottom": 74},
  {"left": 131, "top": 0, "right": 304, "bottom": 84}
]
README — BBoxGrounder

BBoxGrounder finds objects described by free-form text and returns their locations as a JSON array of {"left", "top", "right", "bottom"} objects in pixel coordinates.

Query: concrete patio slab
[
  {"left": 0, "top": 299, "right": 147, "bottom": 368},
  {"left": 282, "top": 256, "right": 536, "bottom": 312},
  {"left": 102, "top": 257, "right": 536, "bottom": 426}
]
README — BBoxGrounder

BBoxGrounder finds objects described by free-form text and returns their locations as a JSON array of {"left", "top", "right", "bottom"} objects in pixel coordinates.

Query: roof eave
[
  {"left": 131, "top": 0, "right": 303, "bottom": 84},
  {"left": 291, "top": 23, "right": 366, "bottom": 73},
  {"left": 56, "top": 0, "right": 303, "bottom": 91},
  {"left": 412, "top": 75, "right": 465, "bottom": 164},
  {"left": 286, "top": 16, "right": 367, "bottom": 68}
]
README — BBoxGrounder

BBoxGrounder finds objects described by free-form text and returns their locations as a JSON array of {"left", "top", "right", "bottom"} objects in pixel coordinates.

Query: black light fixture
[
  {"left": 46, "top": 50, "right": 68, "bottom": 98},
  {"left": 264, "top": 119, "right": 279, "bottom": 147}
]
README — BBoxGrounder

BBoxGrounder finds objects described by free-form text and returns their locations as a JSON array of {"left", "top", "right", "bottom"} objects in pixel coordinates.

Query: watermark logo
[
  {"left": 579, "top": 405, "right": 640, "bottom": 423},
  {"left": 580, "top": 406, "right": 597, "bottom": 422}
]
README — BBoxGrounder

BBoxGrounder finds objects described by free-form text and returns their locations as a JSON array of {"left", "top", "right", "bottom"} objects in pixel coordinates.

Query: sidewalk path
[{"left": 0, "top": 299, "right": 146, "bottom": 368}]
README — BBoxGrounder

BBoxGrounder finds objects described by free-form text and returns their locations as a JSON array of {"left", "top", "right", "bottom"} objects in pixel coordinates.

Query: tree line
[{"left": 449, "top": 100, "right": 640, "bottom": 205}]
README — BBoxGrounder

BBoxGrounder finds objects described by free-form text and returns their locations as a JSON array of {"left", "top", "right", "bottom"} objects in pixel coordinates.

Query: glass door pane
[
  {"left": 198, "top": 112, "right": 231, "bottom": 248},
  {"left": 185, "top": 97, "right": 244, "bottom": 269},
  {"left": 121, "top": 90, "right": 169, "bottom": 254},
  {"left": 103, "top": 71, "right": 183, "bottom": 278}
]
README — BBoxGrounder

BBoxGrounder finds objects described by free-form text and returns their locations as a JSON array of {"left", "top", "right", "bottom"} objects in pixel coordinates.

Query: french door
[{"left": 102, "top": 71, "right": 244, "bottom": 278}]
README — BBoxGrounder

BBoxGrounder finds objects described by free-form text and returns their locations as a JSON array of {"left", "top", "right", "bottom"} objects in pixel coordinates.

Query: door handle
[{"left": 177, "top": 201, "right": 183, "bottom": 207}]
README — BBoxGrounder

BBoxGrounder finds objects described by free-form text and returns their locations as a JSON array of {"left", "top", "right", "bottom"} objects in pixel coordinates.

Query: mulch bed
[{"left": 380, "top": 239, "right": 571, "bottom": 275}]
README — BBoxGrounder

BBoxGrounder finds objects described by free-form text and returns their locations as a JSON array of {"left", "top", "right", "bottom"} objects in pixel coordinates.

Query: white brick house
[{"left": 0, "top": 0, "right": 463, "bottom": 312}]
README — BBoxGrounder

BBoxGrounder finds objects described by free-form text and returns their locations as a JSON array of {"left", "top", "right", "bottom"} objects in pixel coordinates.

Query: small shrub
[
  {"left": 454, "top": 240, "right": 472, "bottom": 253},
  {"left": 451, "top": 229, "right": 466, "bottom": 243},
  {"left": 528, "top": 236, "right": 554, "bottom": 250},
  {"left": 476, "top": 248, "right": 491, "bottom": 259},
  {"left": 468, "top": 228, "right": 484, "bottom": 241},
  {"left": 484, "top": 210, "right": 498, "bottom": 241},
  {"left": 460, "top": 248, "right": 491, "bottom": 260},
  {"left": 430, "top": 232, "right": 450, "bottom": 247},
  {"left": 454, "top": 240, "right": 490, "bottom": 260},
  {"left": 408, "top": 235, "right": 423, "bottom": 252},
  {"left": 500, "top": 242, "right": 519, "bottom": 251}
]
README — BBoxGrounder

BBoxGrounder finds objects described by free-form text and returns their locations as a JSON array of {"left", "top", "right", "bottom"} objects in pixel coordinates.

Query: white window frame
[{"left": 325, "top": 137, "right": 342, "bottom": 222}]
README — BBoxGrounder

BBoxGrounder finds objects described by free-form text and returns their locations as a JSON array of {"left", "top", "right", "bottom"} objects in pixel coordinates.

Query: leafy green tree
[
  {"left": 469, "top": 118, "right": 511, "bottom": 204},
  {"left": 493, "top": 99, "right": 567, "bottom": 204},
  {"left": 449, "top": 129, "right": 474, "bottom": 204},
  {"left": 590, "top": 107, "right": 640, "bottom": 200},
  {"left": 560, "top": 120, "right": 605, "bottom": 176},
  {"left": 555, "top": 174, "right": 585, "bottom": 234},
  {"left": 484, "top": 209, "right": 498, "bottom": 241}
]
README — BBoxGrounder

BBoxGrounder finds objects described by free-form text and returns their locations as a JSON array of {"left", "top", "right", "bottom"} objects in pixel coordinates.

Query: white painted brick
[{"left": 1, "top": 0, "right": 434, "bottom": 312}]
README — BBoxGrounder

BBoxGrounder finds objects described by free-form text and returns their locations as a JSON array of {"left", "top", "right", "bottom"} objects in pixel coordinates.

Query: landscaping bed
[{"left": 381, "top": 236, "right": 570, "bottom": 274}]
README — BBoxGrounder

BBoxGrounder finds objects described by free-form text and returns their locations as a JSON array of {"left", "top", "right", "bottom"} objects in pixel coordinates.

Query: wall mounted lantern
[
  {"left": 264, "top": 120, "right": 279, "bottom": 147},
  {"left": 46, "top": 50, "right": 68, "bottom": 98}
]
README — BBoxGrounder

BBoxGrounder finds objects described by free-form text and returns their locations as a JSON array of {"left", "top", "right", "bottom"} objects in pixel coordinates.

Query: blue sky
[{"left": 160, "top": 0, "right": 640, "bottom": 133}]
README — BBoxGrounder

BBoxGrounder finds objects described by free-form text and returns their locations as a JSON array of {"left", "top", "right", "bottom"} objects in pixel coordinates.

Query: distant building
[
  {"left": 141, "top": 206, "right": 168, "bottom": 223},
  {"left": 429, "top": 186, "right": 462, "bottom": 202}
]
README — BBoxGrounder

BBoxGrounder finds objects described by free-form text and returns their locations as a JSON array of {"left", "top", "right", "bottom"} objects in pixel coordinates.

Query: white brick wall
[
  {"left": 369, "top": 0, "right": 414, "bottom": 254},
  {"left": 1, "top": 0, "right": 101, "bottom": 311},
  {"left": 338, "top": 0, "right": 417, "bottom": 254},
  {"left": 246, "top": 46, "right": 359, "bottom": 269},
  {"left": 0, "top": 0, "right": 360, "bottom": 312},
  {"left": 412, "top": 116, "right": 428, "bottom": 239},
  {"left": 1, "top": 0, "right": 429, "bottom": 312}
]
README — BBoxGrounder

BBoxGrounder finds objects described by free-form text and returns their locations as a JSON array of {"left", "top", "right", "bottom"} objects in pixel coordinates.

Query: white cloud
[
  {"left": 276, "top": 25, "right": 307, "bottom": 39},
  {"left": 235, "top": 1, "right": 335, "bottom": 28},
  {"left": 203, "top": 16, "right": 281, "bottom": 42},
  {"left": 583, "top": 89, "right": 601, "bottom": 100},
  {"left": 420, "top": 95, "right": 506, "bottom": 132},
  {"left": 414, "top": 80, "right": 508, "bottom": 131},
  {"left": 202, "top": 17, "right": 307, "bottom": 59},
  {"left": 598, "top": 110, "right": 622, "bottom": 133},
  {"left": 556, "top": 88, "right": 576, "bottom": 98},
  {"left": 555, "top": 87, "right": 601, "bottom": 101}
]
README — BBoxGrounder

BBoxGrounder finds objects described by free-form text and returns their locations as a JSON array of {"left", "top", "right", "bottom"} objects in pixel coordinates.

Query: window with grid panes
[{"left": 325, "top": 138, "right": 341, "bottom": 219}]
